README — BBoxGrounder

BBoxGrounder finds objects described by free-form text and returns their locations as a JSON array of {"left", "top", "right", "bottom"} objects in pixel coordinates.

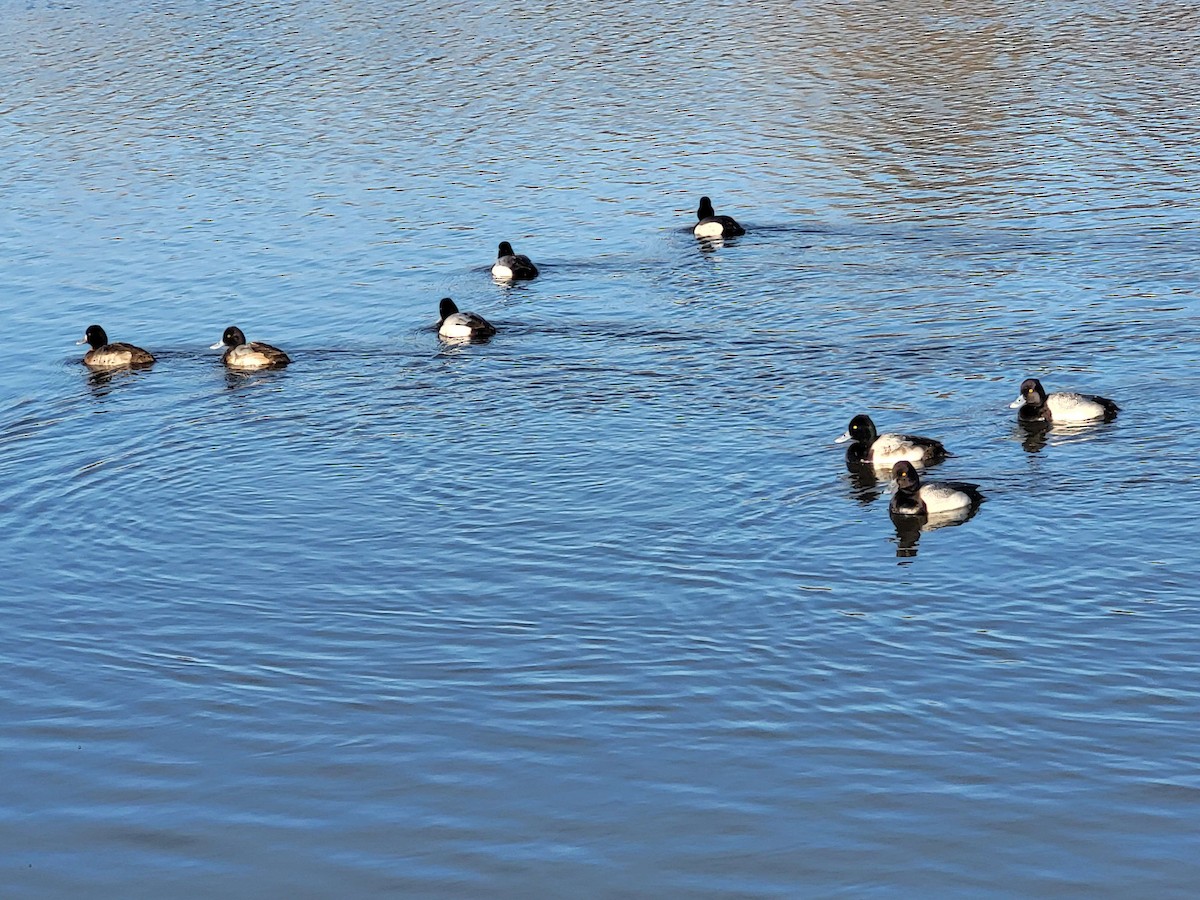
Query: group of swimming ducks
[
  {"left": 76, "top": 236, "right": 538, "bottom": 370},
  {"left": 75, "top": 195, "right": 1121, "bottom": 528},
  {"left": 837, "top": 374, "right": 1118, "bottom": 527}
]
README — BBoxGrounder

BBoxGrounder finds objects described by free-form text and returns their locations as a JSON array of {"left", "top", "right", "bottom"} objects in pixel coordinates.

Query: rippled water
[{"left": 3, "top": 1, "right": 1199, "bottom": 895}]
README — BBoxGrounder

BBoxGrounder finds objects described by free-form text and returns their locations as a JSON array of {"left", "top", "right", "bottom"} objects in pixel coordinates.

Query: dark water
[{"left": 3, "top": 1, "right": 1199, "bottom": 895}]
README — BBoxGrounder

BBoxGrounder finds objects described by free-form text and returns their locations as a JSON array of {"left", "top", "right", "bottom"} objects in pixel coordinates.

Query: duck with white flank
[
  {"left": 693, "top": 196, "right": 745, "bottom": 238},
  {"left": 210, "top": 326, "right": 291, "bottom": 370},
  {"left": 1010, "top": 378, "right": 1119, "bottom": 423},
  {"left": 889, "top": 460, "right": 984, "bottom": 518},
  {"left": 438, "top": 298, "right": 496, "bottom": 341},
  {"left": 77, "top": 325, "right": 155, "bottom": 369},
  {"left": 491, "top": 241, "right": 539, "bottom": 281},
  {"left": 836, "top": 414, "right": 947, "bottom": 468}
]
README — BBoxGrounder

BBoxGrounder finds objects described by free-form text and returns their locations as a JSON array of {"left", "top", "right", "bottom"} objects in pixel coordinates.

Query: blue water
[{"left": 2, "top": 1, "right": 1199, "bottom": 895}]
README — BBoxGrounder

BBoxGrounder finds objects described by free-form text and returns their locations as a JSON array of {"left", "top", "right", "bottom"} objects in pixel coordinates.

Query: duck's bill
[
  {"left": 1008, "top": 397, "right": 1024, "bottom": 408},
  {"left": 834, "top": 432, "right": 851, "bottom": 444},
  {"left": 75, "top": 337, "right": 88, "bottom": 345},
  {"left": 209, "top": 341, "right": 225, "bottom": 350}
]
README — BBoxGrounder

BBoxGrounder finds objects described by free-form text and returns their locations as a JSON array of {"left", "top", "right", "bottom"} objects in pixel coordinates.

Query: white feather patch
[
  {"left": 870, "top": 433, "right": 933, "bottom": 466},
  {"left": 918, "top": 483, "right": 973, "bottom": 513},
  {"left": 439, "top": 315, "right": 480, "bottom": 339},
  {"left": 1046, "top": 392, "right": 1108, "bottom": 423},
  {"left": 84, "top": 349, "right": 134, "bottom": 368},
  {"left": 225, "top": 346, "right": 273, "bottom": 370}
]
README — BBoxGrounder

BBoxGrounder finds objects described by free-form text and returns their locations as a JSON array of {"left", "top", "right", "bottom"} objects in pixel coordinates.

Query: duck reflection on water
[
  {"left": 890, "top": 504, "right": 981, "bottom": 559},
  {"left": 83, "top": 364, "right": 152, "bottom": 400},
  {"left": 1016, "top": 418, "right": 1115, "bottom": 456},
  {"left": 222, "top": 366, "right": 289, "bottom": 393},
  {"left": 1017, "top": 420, "right": 1051, "bottom": 454},
  {"left": 843, "top": 458, "right": 886, "bottom": 506}
]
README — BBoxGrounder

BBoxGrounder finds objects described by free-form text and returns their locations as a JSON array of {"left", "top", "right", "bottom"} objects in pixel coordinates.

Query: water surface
[{"left": 2, "top": 1, "right": 1199, "bottom": 896}]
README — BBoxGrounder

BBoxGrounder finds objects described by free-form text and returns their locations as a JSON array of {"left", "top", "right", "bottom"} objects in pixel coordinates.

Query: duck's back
[
  {"left": 440, "top": 312, "right": 496, "bottom": 339},
  {"left": 84, "top": 342, "right": 155, "bottom": 369},
  {"left": 919, "top": 481, "right": 981, "bottom": 513},
  {"left": 694, "top": 216, "right": 745, "bottom": 238},
  {"left": 1046, "top": 392, "right": 1118, "bottom": 423},
  {"left": 225, "top": 341, "right": 290, "bottom": 370},
  {"left": 871, "top": 432, "right": 945, "bottom": 465},
  {"left": 493, "top": 254, "right": 538, "bottom": 280}
]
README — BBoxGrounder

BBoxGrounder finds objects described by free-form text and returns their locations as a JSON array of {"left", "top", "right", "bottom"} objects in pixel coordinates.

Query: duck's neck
[
  {"left": 892, "top": 488, "right": 925, "bottom": 516},
  {"left": 1018, "top": 401, "right": 1046, "bottom": 422}
]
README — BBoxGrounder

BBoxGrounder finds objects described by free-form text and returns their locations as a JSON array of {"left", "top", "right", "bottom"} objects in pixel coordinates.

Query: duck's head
[
  {"left": 1010, "top": 378, "right": 1046, "bottom": 409},
  {"left": 211, "top": 326, "right": 247, "bottom": 350},
  {"left": 835, "top": 414, "right": 878, "bottom": 447},
  {"left": 78, "top": 324, "right": 108, "bottom": 348},
  {"left": 891, "top": 460, "right": 921, "bottom": 493}
]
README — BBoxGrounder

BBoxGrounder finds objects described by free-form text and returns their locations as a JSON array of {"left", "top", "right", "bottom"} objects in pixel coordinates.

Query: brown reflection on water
[{"left": 740, "top": 1, "right": 1200, "bottom": 216}]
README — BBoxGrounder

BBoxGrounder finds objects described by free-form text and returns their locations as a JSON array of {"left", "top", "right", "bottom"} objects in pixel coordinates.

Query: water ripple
[{"left": 2, "top": 1, "right": 1199, "bottom": 896}]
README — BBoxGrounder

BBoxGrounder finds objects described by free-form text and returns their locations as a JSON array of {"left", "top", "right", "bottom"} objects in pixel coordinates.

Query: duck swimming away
[
  {"left": 491, "top": 241, "right": 539, "bottom": 281},
  {"left": 693, "top": 196, "right": 745, "bottom": 238},
  {"left": 438, "top": 298, "right": 496, "bottom": 341}
]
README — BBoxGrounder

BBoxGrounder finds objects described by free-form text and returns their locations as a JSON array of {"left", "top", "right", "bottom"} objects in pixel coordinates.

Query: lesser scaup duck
[
  {"left": 210, "top": 326, "right": 291, "bottom": 370},
  {"left": 491, "top": 241, "right": 539, "bottom": 281},
  {"left": 1009, "top": 378, "right": 1119, "bottom": 423},
  {"left": 693, "top": 196, "right": 745, "bottom": 238},
  {"left": 77, "top": 325, "right": 155, "bottom": 369},
  {"left": 835, "top": 414, "right": 947, "bottom": 467},
  {"left": 889, "top": 461, "right": 984, "bottom": 517},
  {"left": 438, "top": 298, "right": 496, "bottom": 341}
]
